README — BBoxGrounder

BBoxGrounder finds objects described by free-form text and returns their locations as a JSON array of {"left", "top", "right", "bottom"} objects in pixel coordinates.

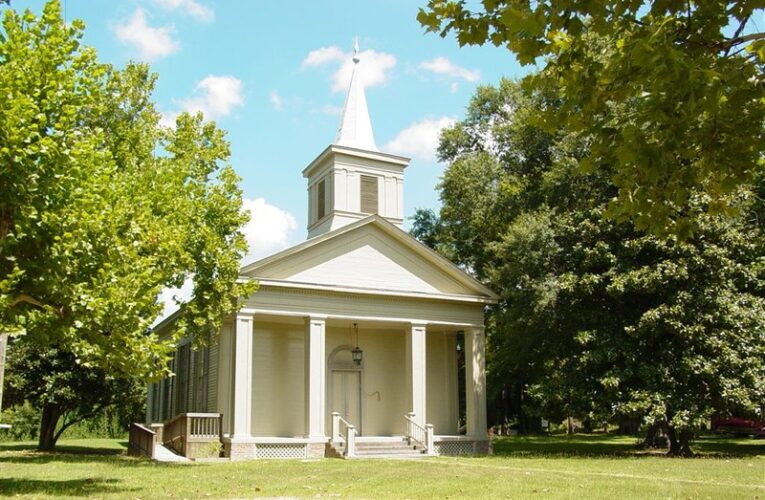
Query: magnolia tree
[{"left": 0, "top": 1, "right": 256, "bottom": 448}]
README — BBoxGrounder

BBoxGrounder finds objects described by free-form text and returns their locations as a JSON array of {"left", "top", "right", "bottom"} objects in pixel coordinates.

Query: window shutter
[
  {"left": 360, "top": 175, "right": 378, "bottom": 214},
  {"left": 317, "top": 179, "right": 326, "bottom": 220}
]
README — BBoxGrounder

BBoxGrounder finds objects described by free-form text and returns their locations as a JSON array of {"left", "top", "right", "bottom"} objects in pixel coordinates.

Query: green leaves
[
  {"left": 426, "top": 77, "right": 765, "bottom": 440},
  {"left": 0, "top": 1, "right": 254, "bottom": 380},
  {"left": 419, "top": 0, "right": 765, "bottom": 237}
]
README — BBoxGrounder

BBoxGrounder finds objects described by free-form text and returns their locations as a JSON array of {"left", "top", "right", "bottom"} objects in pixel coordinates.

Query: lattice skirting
[
  {"left": 434, "top": 440, "right": 477, "bottom": 456},
  {"left": 254, "top": 443, "right": 308, "bottom": 459}
]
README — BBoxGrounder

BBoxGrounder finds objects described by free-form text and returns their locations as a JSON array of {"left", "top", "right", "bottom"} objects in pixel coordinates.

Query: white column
[
  {"left": 406, "top": 322, "right": 427, "bottom": 427},
  {"left": 305, "top": 316, "right": 326, "bottom": 438},
  {"left": 231, "top": 313, "right": 254, "bottom": 438},
  {"left": 465, "top": 326, "right": 487, "bottom": 439}
]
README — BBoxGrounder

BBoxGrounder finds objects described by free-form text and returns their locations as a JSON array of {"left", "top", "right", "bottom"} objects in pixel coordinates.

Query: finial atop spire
[{"left": 335, "top": 38, "right": 378, "bottom": 151}]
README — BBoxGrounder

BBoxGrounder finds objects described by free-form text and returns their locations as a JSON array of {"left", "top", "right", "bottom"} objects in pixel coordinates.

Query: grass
[{"left": 0, "top": 434, "right": 762, "bottom": 499}]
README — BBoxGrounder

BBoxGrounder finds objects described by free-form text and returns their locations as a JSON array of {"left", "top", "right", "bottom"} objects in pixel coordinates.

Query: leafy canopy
[
  {"left": 419, "top": 1, "right": 765, "bottom": 237},
  {"left": 418, "top": 78, "right": 765, "bottom": 454},
  {"left": 0, "top": 1, "right": 255, "bottom": 379}
]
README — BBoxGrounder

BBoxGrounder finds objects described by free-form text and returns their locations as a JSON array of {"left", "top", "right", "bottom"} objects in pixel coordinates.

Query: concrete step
[
  {"left": 356, "top": 444, "right": 421, "bottom": 452},
  {"left": 355, "top": 449, "right": 425, "bottom": 456},
  {"left": 348, "top": 452, "right": 427, "bottom": 460},
  {"left": 331, "top": 438, "right": 427, "bottom": 459}
]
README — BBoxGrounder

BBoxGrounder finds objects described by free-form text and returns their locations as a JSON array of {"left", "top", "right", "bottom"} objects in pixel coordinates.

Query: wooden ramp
[{"left": 153, "top": 443, "right": 191, "bottom": 463}]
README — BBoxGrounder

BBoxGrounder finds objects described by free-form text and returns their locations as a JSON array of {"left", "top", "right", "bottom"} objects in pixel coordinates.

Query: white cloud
[
  {"left": 302, "top": 45, "right": 397, "bottom": 93},
  {"left": 114, "top": 9, "right": 180, "bottom": 61},
  {"left": 321, "top": 104, "right": 342, "bottom": 116},
  {"left": 450, "top": 82, "right": 459, "bottom": 93},
  {"left": 241, "top": 198, "right": 298, "bottom": 261},
  {"left": 159, "top": 111, "right": 178, "bottom": 128},
  {"left": 178, "top": 75, "right": 244, "bottom": 120},
  {"left": 156, "top": 277, "right": 193, "bottom": 321},
  {"left": 153, "top": 0, "right": 214, "bottom": 23},
  {"left": 302, "top": 46, "right": 345, "bottom": 68},
  {"left": 420, "top": 57, "right": 480, "bottom": 82},
  {"left": 269, "top": 90, "right": 283, "bottom": 111},
  {"left": 385, "top": 117, "right": 457, "bottom": 163}
]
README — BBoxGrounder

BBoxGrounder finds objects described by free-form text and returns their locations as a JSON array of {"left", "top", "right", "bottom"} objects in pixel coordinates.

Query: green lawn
[{"left": 0, "top": 434, "right": 763, "bottom": 499}]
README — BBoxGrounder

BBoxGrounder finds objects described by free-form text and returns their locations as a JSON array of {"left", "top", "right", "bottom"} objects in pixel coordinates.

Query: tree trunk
[
  {"left": 639, "top": 423, "right": 667, "bottom": 449},
  {"left": 567, "top": 416, "right": 576, "bottom": 435},
  {"left": 666, "top": 425, "right": 694, "bottom": 457},
  {"left": 38, "top": 404, "right": 62, "bottom": 451}
]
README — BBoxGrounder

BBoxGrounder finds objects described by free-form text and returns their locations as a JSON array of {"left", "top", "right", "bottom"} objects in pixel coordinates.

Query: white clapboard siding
[
  {"left": 251, "top": 322, "right": 305, "bottom": 437},
  {"left": 258, "top": 226, "right": 468, "bottom": 295}
]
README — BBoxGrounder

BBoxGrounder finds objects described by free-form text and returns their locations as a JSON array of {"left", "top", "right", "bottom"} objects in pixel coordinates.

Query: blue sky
[{"left": 13, "top": 0, "right": 528, "bottom": 261}]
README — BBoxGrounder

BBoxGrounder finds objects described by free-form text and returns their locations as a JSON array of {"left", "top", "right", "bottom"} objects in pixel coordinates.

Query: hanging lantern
[{"left": 352, "top": 323, "right": 363, "bottom": 365}]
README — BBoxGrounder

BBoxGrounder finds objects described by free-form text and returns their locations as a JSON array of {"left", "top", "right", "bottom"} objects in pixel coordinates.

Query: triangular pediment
[{"left": 241, "top": 216, "right": 498, "bottom": 301}]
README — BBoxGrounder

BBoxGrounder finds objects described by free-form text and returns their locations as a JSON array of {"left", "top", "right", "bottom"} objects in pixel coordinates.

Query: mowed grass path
[{"left": 0, "top": 434, "right": 763, "bottom": 499}]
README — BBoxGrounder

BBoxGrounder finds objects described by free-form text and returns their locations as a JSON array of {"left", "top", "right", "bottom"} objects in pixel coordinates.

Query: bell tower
[{"left": 303, "top": 40, "right": 410, "bottom": 239}]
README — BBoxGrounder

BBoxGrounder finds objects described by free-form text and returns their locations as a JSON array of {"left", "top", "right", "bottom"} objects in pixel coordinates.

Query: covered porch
[{"left": 219, "top": 309, "right": 488, "bottom": 460}]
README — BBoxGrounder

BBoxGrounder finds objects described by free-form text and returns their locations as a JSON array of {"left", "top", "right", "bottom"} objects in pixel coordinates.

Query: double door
[{"left": 330, "top": 370, "right": 361, "bottom": 435}]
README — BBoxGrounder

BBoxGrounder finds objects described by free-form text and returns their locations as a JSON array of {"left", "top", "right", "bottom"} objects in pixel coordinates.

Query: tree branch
[
  {"left": 10, "top": 294, "right": 46, "bottom": 309},
  {"left": 725, "top": 31, "right": 765, "bottom": 49},
  {"left": 725, "top": 15, "right": 751, "bottom": 57},
  {"left": 53, "top": 403, "right": 111, "bottom": 441}
]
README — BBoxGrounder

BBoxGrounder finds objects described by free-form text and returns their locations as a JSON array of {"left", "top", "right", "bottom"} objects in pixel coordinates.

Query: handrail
[
  {"left": 331, "top": 412, "right": 357, "bottom": 458},
  {"left": 405, "top": 412, "right": 435, "bottom": 456},
  {"left": 128, "top": 423, "right": 157, "bottom": 458}
]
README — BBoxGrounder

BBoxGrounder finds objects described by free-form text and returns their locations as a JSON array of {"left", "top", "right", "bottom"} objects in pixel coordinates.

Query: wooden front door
[{"left": 331, "top": 370, "right": 361, "bottom": 435}]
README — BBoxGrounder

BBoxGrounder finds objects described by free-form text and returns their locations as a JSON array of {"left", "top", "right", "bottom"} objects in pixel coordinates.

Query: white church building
[{"left": 143, "top": 46, "right": 498, "bottom": 460}]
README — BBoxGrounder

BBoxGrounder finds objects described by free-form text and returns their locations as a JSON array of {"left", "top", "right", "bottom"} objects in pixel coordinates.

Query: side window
[{"left": 360, "top": 175, "right": 378, "bottom": 214}]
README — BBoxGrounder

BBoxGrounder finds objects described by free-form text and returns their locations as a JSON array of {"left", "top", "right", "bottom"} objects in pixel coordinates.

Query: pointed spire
[{"left": 335, "top": 38, "right": 378, "bottom": 151}]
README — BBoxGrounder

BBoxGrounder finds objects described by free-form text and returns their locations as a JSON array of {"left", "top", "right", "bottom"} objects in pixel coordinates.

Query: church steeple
[
  {"left": 335, "top": 38, "right": 378, "bottom": 151},
  {"left": 303, "top": 40, "right": 410, "bottom": 239}
]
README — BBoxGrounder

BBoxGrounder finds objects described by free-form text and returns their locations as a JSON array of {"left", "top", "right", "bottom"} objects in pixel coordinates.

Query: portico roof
[{"left": 240, "top": 215, "right": 499, "bottom": 304}]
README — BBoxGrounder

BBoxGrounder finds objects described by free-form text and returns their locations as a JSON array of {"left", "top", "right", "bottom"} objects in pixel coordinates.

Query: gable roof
[{"left": 240, "top": 215, "right": 499, "bottom": 303}]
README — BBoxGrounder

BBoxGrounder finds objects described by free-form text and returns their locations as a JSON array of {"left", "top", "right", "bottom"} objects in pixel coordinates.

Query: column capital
[
  {"left": 408, "top": 321, "right": 428, "bottom": 330},
  {"left": 467, "top": 325, "right": 485, "bottom": 338},
  {"left": 235, "top": 312, "right": 254, "bottom": 321},
  {"left": 304, "top": 315, "right": 327, "bottom": 325}
]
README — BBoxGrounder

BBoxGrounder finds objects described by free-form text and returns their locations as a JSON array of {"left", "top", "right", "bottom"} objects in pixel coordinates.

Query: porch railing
[
  {"left": 163, "top": 412, "right": 223, "bottom": 458},
  {"left": 405, "top": 412, "right": 435, "bottom": 456},
  {"left": 128, "top": 423, "right": 157, "bottom": 459},
  {"left": 331, "top": 412, "right": 357, "bottom": 458}
]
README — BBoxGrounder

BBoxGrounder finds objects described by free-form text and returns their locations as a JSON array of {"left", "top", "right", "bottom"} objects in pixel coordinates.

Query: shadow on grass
[
  {"left": 493, "top": 434, "right": 636, "bottom": 458},
  {"left": 0, "top": 441, "right": 126, "bottom": 455},
  {"left": 0, "top": 440, "right": 187, "bottom": 467},
  {"left": 0, "top": 477, "right": 136, "bottom": 497},
  {"left": 492, "top": 433, "right": 765, "bottom": 459}
]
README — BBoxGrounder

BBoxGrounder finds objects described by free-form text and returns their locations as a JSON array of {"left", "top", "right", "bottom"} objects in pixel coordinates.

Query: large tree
[
  {"left": 0, "top": 1, "right": 255, "bottom": 381},
  {"left": 418, "top": 1, "right": 765, "bottom": 237},
  {"left": 416, "top": 78, "right": 765, "bottom": 455},
  {"left": 5, "top": 340, "right": 145, "bottom": 451}
]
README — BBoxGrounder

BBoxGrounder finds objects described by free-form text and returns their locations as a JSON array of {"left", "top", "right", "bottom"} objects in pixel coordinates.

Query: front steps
[{"left": 329, "top": 436, "right": 428, "bottom": 459}]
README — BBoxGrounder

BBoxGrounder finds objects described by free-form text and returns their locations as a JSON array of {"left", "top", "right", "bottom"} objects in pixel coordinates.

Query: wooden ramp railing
[
  {"left": 162, "top": 413, "right": 223, "bottom": 459},
  {"left": 128, "top": 423, "right": 157, "bottom": 459}
]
